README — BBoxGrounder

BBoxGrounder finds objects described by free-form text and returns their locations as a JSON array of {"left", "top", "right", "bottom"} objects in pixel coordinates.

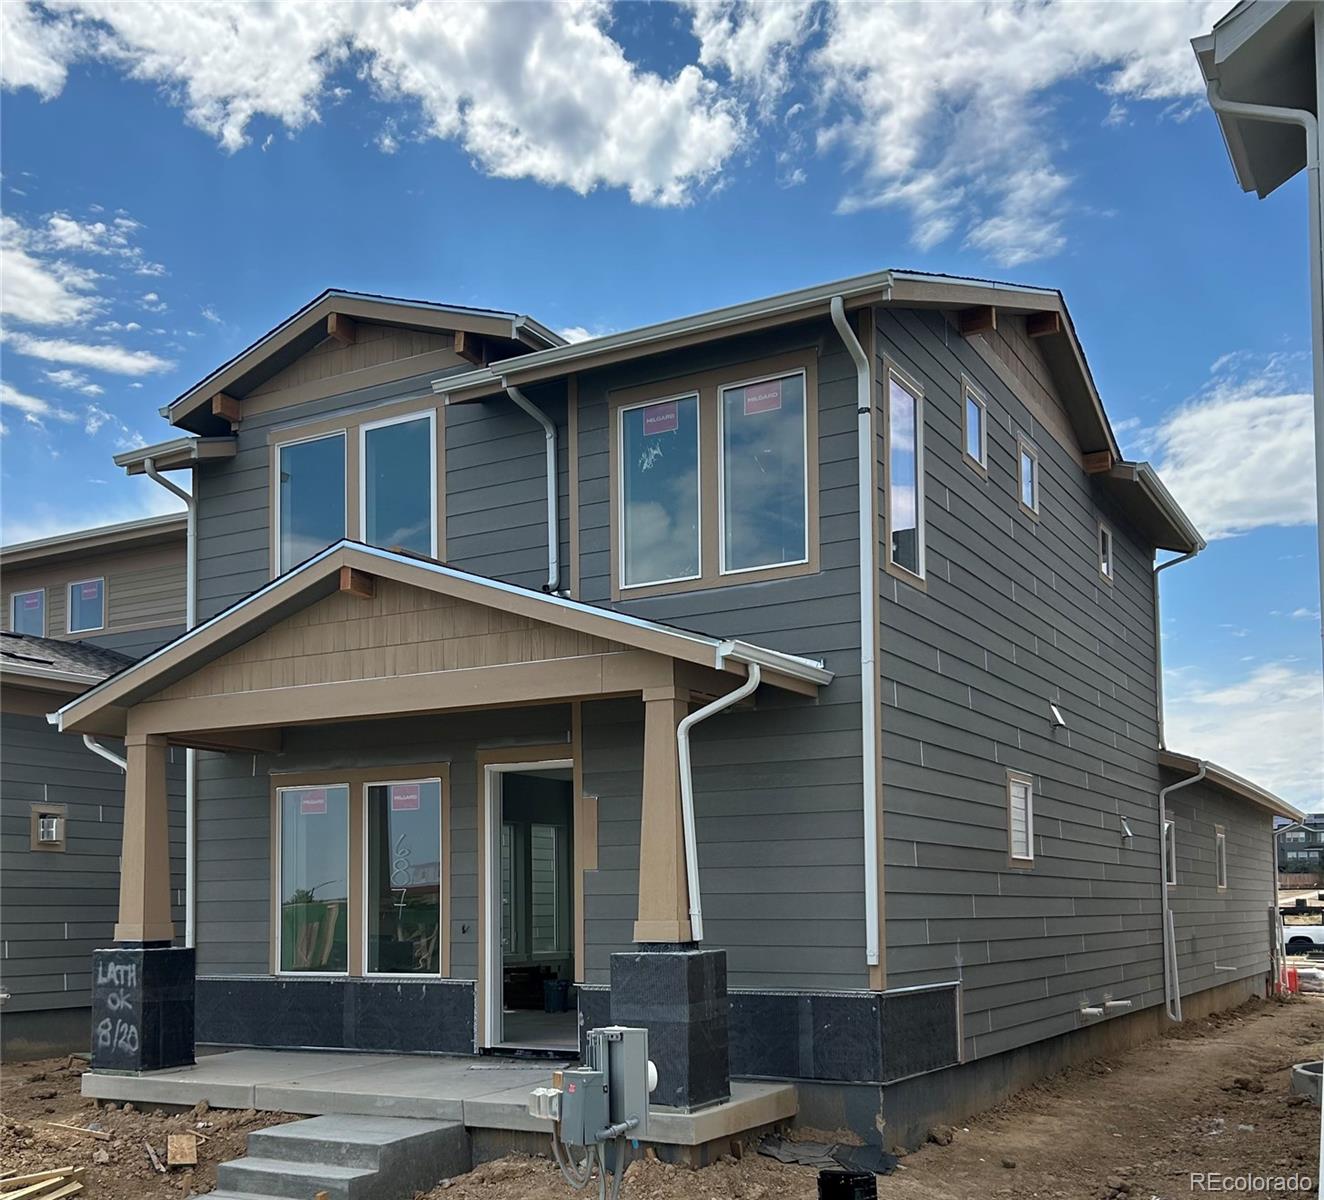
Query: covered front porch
[{"left": 54, "top": 541, "right": 832, "bottom": 1109}]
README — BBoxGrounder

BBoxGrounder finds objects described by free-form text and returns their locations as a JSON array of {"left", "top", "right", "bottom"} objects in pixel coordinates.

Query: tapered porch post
[
  {"left": 633, "top": 684, "right": 693, "bottom": 944},
  {"left": 114, "top": 733, "right": 175, "bottom": 944}
]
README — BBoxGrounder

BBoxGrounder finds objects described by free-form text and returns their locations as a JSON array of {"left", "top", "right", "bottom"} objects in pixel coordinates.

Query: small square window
[
  {"left": 1017, "top": 440, "right": 1039, "bottom": 517},
  {"left": 962, "top": 380, "right": 987, "bottom": 473},
  {"left": 30, "top": 804, "right": 67, "bottom": 852},
  {"left": 1098, "top": 523, "right": 1114, "bottom": 583},
  {"left": 67, "top": 578, "right": 104, "bottom": 633},
  {"left": 10, "top": 589, "right": 44, "bottom": 636}
]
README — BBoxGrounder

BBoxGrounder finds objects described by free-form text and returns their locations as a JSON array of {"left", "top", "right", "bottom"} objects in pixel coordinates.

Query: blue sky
[{"left": 0, "top": 1, "right": 1318, "bottom": 802}]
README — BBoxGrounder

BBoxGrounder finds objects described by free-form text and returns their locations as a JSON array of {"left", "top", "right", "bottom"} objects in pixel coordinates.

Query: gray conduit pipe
[
  {"left": 1159, "top": 761, "right": 1206, "bottom": 1022},
  {"left": 83, "top": 734, "right": 127, "bottom": 772},
  {"left": 505, "top": 384, "right": 560, "bottom": 593},
  {"left": 678, "top": 663, "right": 761, "bottom": 942}
]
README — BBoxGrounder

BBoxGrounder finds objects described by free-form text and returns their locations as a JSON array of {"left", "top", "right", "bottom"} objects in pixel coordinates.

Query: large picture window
[
  {"left": 887, "top": 367, "right": 924, "bottom": 579},
  {"left": 277, "top": 433, "right": 346, "bottom": 573},
  {"left": 619, "top": 394, "right": 701, "bottom": 588},
  {"left": 278, "top": 784, "right": 350, "bottom": 973},
  {"left": 366, "top": 778, "right": 443, "bottom": 974},
  {"left": 720, "top": 371, "right": 808, "bottom": 573},
  {"left": 67, "top": 578, "right": 105, "bottom": 633},
  {"left": 362, "top": 414, "right": 436, "bottom": 558},
  {"left": 11, "top": 589, "right": 44, "bottom": 636}
]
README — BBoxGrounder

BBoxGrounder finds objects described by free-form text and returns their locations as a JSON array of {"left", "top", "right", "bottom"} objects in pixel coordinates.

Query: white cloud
[
  {"left": 0, "top": 215, "right": 103, "bottom": 325},
  {"left": 0, "top": 1, "right": 79, "bottom": 99},
  {"left": 0, "top": 380, "right": 77, "bottom": 426},
  {"left": 1165, "top": 662, "right": 1323, "bottom": 807},
  {"left": 200, "top": 305, "right": 221, "bottom": 324},
  {"left": 558, "top": 326, "right": 593, "bottom": 344},
  {"left": 1150, "top": 358, "right": 1314, "bottom": 540},
  {"left": 1, "top": 329, "right": 172, "bottom": 375},
  {"left": 42, "top": 367, "right": 104, "bottom": 396},
  {"left": 1291, "top": 608, "right": 1321, "bottom": 621}
]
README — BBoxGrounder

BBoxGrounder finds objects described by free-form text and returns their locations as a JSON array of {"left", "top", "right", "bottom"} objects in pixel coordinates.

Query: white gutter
[
  {"left": 505, "top": 384, "right": 560, "bottom": 593},
  {"left": 1159, "top": 762, "right": 1207, "bottom": 1021},
  {"left": 1206, "top": 79, "right": 1324, "bottom": 671},
  {"left": 83, "top": 734, "right": 127, "bottom": 772},
  {"left": 829, "top": 294, "right": 881, "bottom": 970},
  {"left": 1153, "top": 550, "right": 1200, "bottom": 750},
  {"left": 677, "top": 663, "right": 761, "bottom": 942},
  {"left": 143, "top": 457, "right": 199, "bottom": 949}
]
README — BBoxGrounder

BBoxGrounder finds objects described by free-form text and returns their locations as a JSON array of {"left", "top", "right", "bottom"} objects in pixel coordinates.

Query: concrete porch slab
[{"left": 81, "top": 1049, "right": 797, "bottom": 1149}]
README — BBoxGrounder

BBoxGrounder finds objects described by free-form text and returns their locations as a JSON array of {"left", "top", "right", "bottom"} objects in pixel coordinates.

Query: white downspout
[
  {"left": 1159, "top": 762, "right": 1206, "bottom": 1022},
  {"left": 143, "top": 457, "right": 198, "bottom": 949},
  {"left": 1153, "top": 550, "right": 1199, "bottom": 750},
  {"left": 1205, "top": 80, "right": 1324, "bottom": 670},
  {"left": 677, "top": 663, "right": 761, "bottom": 942},
  {"left": 83, "top": 734, "right": 127, "bottom": 772},
  {"left": 829, "top": 294, "right": 881, "bottom": 970},
  {"left": 505, "top": 384, "right": 560, "bottom": 593}
]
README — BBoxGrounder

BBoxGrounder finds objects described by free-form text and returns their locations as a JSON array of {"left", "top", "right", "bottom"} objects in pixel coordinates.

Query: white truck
[{"left": 1281, "top": 903, "right": 1324, "bottom": 955}]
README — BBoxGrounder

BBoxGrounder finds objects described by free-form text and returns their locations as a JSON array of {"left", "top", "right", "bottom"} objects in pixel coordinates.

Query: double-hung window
[
  {"left": 1007, "top": 770, "right": 1034, "bottom": 865},
  {"left": 11, "top": 589, "right": 44, "bottom": 636},
  {"left": 67, "top": 578, "right": 104, "bottom": 633},
  {"left": 361, "top": 413, "right": 437, "bottom": 558},
  {"left": 277, "top": 433, "right": 346, "bottom": 573},
  {"left": 619, "top": 394, "right": 701, "bottom": 588},
  {"left": 886, "top": 365, "right": 925, "bottom": 579}
]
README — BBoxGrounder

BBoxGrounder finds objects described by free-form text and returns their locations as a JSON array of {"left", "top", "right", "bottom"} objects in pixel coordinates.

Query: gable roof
[
  {"left": 0, "top": 511, "right": 187, "bottom": 568},
  {"left": 52, "top": 541, "right": 833, "bottom": 736},
  {"left": 1, "top": 631, "right": 134, "bottom": 694},
  {"left": 167, "top": 290, "right": 565, "bottom": 435},
  {"left": 1159, "top": 747, "right": 1304, "bottom": 822}
]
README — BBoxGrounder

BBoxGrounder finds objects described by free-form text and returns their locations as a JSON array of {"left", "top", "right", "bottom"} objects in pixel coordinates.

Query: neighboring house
[
  {"left": 51, "top": 278, "right": 1302, "bottom": 1143},
  {"left": 0, "top": 515, "right": 188, "bottom": 1058},
  {"left": 1278, "top": 813, "right": 1324, "bottom": 873}
]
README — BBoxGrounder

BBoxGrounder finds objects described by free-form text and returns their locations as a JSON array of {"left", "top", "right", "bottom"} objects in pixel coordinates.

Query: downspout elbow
[
  {"left": 505, "top": 384, "right": 560, "bottom": 593},
  {"left": 83, "top": 734, "right": 127, "bottom": 772}
]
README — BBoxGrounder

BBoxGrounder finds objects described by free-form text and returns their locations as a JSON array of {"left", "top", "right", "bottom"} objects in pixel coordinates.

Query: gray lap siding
[{"left": 876, "top": 307, "right": 1169, "bottom": 1061}]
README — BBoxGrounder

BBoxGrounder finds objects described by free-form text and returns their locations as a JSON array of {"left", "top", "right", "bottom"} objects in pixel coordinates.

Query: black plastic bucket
[{"left": 818, "top": 1168, "right": 877, "bottom": 1199}]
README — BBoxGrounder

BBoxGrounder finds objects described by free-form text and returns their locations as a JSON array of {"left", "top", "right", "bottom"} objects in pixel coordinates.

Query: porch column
[
  {"left": 114, "top": 733, "right": 175, "bottom": 944},
  {"left": 90, "top": 730, "right": 195, "bottom": 1072},
  {"left": 632, "top": 685, "right": 692, "bottom": 944}
]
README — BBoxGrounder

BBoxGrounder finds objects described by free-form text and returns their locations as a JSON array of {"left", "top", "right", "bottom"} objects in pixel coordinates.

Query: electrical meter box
[
  {"left": 588, "top": 1025, "right": 651, "bottom": 1141},
  {"left": 557, "top": 1066, "right": 608, "bottom": 1147}
]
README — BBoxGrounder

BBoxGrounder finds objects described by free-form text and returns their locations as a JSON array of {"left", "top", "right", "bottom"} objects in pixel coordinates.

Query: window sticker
[
  {"left": 742, "top": 378, "right": 783, "bottom": 415},
  {"left": 390, "top": 783, "right": 421, "bottom": 812},
  {"left": 300, "top": 789, "right": 328, "bottom": 815},
  {"left": 81, "top": 581, "right": 100, "bottom": 600},
  {"left": 642, "top": 400, "right": 679, "bottom": 436}
]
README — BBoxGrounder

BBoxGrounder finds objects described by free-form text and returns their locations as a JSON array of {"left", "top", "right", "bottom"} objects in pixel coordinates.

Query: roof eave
[
  {"left": 114, "top": 435, "right": 238, "bottom": 476},
  {"left": 1159, "top": 748, "right": 1304, "bottom": 822},
  {"left": 0, "top": 511, "right": 189, "bottom": 565}
]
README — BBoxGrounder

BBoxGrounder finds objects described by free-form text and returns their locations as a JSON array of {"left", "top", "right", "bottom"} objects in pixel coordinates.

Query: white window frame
[
  {"left": 616, "top": 391, "right": 703, "bottom": 592},
  {"left": 362, "top": 775, "right": 445, "bottom": 978},
  {"left": 1164, "top": 819, "right": 1177, "bottom": 887},
  {"left": 961, "top": 377, "right": 988, "bottom": 474},
  {"left": 358, "top": 410, "right": 439, "bottom": 560},
  {"left": 1098, "top": 522, "right": 1115, "bottom": 584},
  {"left": 272, "top": 429, "right": 349, "bottom": 575},
  {"left": 10, "top": 588, "right": 44, "bottom": 636},
  {"left": 1007, "top": 770, "right": 1034, "bottom": 866},
  {"left": 1017, "top": 438, "right": 1040, "bottom": 517},
  {"left": 66, "top": 577, "right": 105, "bottom": 634},
  {"left": 717, "top": 368, "right": 811, "bottom": 577},
  {"left": 275, "top": 782, "right": 351, "bottom": 978},
  {"left": 885, "top": 363, "right": 926, "bottom": 581},
  {"left": 1215, "top": 824, "right": 1227, "bottom": 891}
]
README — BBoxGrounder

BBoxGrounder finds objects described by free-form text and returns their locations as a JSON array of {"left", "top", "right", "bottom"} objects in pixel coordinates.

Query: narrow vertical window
[
  {"left": 1007, "top": 771, "right": 1034, "bottom": 864},
  {"left": 619, "top": 394, "right": 700, "bottom": 588},
  {"left": 1018, "top": 440, "right": 1039, "bottom": 516},
  {"left": 67, "top": 578, "right": 104, "bottom": 633},
  {"left": 720, "top": 372, "right": 808, "bottom": 573},
  {"left": 887, "top": 369, "right": 925, "bottom": 577},
  {"left": 366, "top": 778, "right": 443, "bottom": 974},
  {"left": 1164, "top": 819, "right": 1177, "bottom": 887},
  {"left": 277, "top": 432, "right": 346, "bottom": 573},
  {"left": 278, "top": 784, "right": 350, "bottom": 973},
  {"left": 1098, "top": 523, "right": 1114, "bottom": 583},
  {"left": 962, "top": 381, "right": 987, "bottom": 472},
  {"left": 362, "top": 413, "right": 436, "bottom": 558},
  {"left": 1215, "top": 825, "right": 1227, "bottom": 890},
  {"left": 11, "top": 589, "right": 44, "bottom": 636}
]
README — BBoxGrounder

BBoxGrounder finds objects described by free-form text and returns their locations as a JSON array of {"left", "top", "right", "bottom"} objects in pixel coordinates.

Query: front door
[{"left": 483, "top": 760, "right": 575, "bottom": 1050}]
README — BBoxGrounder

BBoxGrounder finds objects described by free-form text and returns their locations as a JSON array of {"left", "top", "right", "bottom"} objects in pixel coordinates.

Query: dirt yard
[{"left": 1, "top": 996, "right": 1318, "bottom": 1199}]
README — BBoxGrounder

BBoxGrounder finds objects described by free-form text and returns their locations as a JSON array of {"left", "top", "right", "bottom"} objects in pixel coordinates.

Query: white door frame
[{"left": 482, "top": 758, "right": 573, "bottom": 1048}]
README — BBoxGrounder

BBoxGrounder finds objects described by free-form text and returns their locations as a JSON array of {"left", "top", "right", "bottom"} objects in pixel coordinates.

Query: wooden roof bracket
[
  {"left": 958, "top": 306, "right": 997, "bottom": 336},
  {"left": 327, "top": 312, "right": 357, "bottom": 346},
  {"left": 211, "top": 392, "right": 241, "bottom": 429}
]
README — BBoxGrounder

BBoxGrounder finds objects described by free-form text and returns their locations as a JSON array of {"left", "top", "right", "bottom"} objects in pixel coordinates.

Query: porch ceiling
[{"left": 51, "top": 542, "right": 831, "bottom": 740}]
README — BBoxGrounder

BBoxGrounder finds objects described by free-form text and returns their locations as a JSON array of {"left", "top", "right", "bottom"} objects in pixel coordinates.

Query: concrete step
[
  {"left": 216, "top": 1157, "right": 375, "bottom": 1200},
  {"left": 205, "top": 1193, "right": 285, "bottom": 1200},
  {"left": 217, "top": 1114, "right": 472, "bottom": 1200}
]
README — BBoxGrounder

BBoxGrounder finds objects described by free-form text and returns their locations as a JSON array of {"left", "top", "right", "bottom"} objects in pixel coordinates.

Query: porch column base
[
  {"left": 91, "top": 947, "right": 195, "bottom": 1073},
  {"left": 610, "top": 946, "right": 729, "bottom": 1112}
]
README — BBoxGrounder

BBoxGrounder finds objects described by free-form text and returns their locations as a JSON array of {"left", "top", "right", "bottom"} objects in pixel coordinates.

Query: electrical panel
[
  {"left": 556, "top": 1066, "right": 608, "bottom": 1147},
  {"left": 596, "top": 1026, "right": 651, "bottom": 1140}
]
